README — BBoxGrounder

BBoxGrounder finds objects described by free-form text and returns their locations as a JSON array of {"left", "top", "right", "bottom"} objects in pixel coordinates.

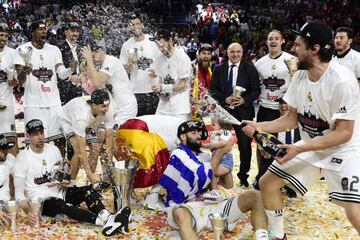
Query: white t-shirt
[
  {"left": 101, "top": 55, "right": 137, "bottom": 116},
  {"left": 154, "top": 48, "right": 192, "bottom": 115},
  {"left": 17, "top": 42, "right": 63, "bottom": 107},
  {"left": 284, "top": 62, "right": 360, "bottom": 171},
  {"left": 0, "top": 46, "right": 23, "bottom": 105},
  {"left": 255, "top": 52, "right": 294, "bottom": 110},
  {"left": 14, "top": 144, "right": 63, "bottom": 201},
  {"left": 0, "top": 154, "right": 15, "bottom": 201},
  {"left": 332, "top": 49, "right": 360, "bottom": 80},
  {"left": 119, "top": 34, "right": 161, "bottom": 93},
  {"left": 60, "top": 96, "right": 114, "bottom": 137}
]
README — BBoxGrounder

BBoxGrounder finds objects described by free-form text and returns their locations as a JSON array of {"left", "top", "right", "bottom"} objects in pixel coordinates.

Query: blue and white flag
[{"left": 159, "top": 144, "right": 212, "bottom": 206}]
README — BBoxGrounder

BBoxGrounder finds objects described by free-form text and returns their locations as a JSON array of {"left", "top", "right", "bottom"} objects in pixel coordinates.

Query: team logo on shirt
[
  {"left": 137, "top": 57, "right": 153, "bottom": 70},
  {"left": 297, "top": 111, "right": 330, "bottom": 138},
  {"left": 0, "top": 70, "right": 6, "bottom": 84},
  {"left": 32, "top": 67, "right": 53, "bottom": 83},
  {"left": 159, "top": 74, "right": 175, "bottom": 100},
  {"left": 341, "top": 177, "right": 349, "bottom": 190},
  {"left": 262, "top": 75, "right": 285, "bottom": 91},
  {"left": 34, "top": 171, "right": 51, "bottom": 185}
]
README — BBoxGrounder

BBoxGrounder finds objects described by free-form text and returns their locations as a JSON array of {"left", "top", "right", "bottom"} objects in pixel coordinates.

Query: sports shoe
[
  {"left": 226, "top": 221, "right": 236, "bottom": 232},
  {"left": 143, "top": 192, "right": 166, "bottom": 212},
  {"left": 102, "top": 207, "right": 132, "bottom": 236},
  {"left": 200, "top": 190, "right": 222, "bottom": 203}
]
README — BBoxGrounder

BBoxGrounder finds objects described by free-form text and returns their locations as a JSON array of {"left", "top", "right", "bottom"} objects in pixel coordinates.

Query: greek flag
[{"left": 159, "top": 144, "right": 212, "bottom": 206}]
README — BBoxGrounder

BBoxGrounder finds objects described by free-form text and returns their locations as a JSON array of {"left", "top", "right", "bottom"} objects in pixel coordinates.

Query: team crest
[
  {"left": 307, "top": 91, "right": 312, "bottom": 102},
  {"left": 341, "top": 177, "right": 349, "bottom": 191},
  {"left": 271, "top": 64, "right": 276, "bottom": 70}
]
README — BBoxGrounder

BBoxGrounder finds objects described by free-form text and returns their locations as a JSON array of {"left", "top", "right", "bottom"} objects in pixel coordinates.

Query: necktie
[
  {"left": 285, "top": 130, "right": 291, "bottom": 144},
  {"left": 227, "top": 64, "right": 236, "bottom": 95}
]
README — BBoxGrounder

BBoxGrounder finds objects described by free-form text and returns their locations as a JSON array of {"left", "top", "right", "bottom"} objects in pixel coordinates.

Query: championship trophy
[
  {"left": 109, "top": 159, "right": 139, "bottom": 212},
  {"left": 284, "top": 57, "right": 298, "bottom": 76},
  {"left": 229, "top": 86, "right": 246, "bottom": 109},
  {"left": 28, "top": 197, "right": 44, "bottom": 227},
  {"left": 4, "top": 200, "right": 19, "bottom": 232},
  {"left": 127, "top": 48, "right": 138, "bottom": 65},
  {"left": 18, "top": 45, "right": 33, "bottom": 66},
  {"left": 209, "top": 213, "right": 228, "bottom": 240}
]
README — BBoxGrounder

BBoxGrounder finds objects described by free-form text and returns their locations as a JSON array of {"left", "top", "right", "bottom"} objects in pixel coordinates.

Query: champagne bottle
[{"left": 241, "top": 123, "right": 287, "bottom": 158}]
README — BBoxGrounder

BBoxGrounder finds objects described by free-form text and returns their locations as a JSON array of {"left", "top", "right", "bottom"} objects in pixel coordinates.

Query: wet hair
[
  {"left": 217, "top": 118, "right": 232, "bottom": 130},
  {"left": 335, "top": 27, "right": 354, "bottom": 39},
  {"left": 302, "top": 36, "right": 333, "bottom": 63}
]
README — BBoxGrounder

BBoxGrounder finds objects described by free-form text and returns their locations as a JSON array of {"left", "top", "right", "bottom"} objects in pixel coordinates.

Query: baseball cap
[
  {"left": 293, "top": 22, "right": 332, "bottom": 50},
  {"left": 30, "top": 20, "right": 46, "bottom": 32},
  {"left": 0, "top": 135, "right": 15, "bottom": 150},
  {"left": 26, "top": 119, "right": 45, "bottom": 134},
  {"left": 199, "top": 43, "right": 213, "bottom": 53},
  {"left": 149, "top": 29, "right": 171, "bottom": 41},
  {"left": 88, "top": 89, "right": 110, "bottom": 105},
  {"left": 0, "top": 22, "right": 9, "bottom": 32},
  {"left": 177, "top": 120, "right": 209, "bottom": 140},
  {"left": 64, "top": 22, "right": 80, "bottom": 30}
]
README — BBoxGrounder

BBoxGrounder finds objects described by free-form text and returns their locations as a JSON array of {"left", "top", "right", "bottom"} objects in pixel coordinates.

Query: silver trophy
[
  {"left": 110, "top": 160, "right": 139, "bottom": 212},
  {"left": 284, "top": 57, "right": 298, "bottom": 76},
  {"left": 127, "top": 48, "right": 138, "bottom": 64},
  {"left": 229, "top": 86, "right": 246, "bottom": 109},
  {"left": 28, "top": 197, "right": 44, "bottom": 227},
  {"left": 4, "top": 200, "right": 19, "bottom": 232},
  {"left": 209, "top": 213, "right": 228, "bottom": 240},
  {"left": 6, "top": 68, "right": 17, "bottom": 83},
  {"left": 18, "top": 45, "right": 33, "bottom": 66}
]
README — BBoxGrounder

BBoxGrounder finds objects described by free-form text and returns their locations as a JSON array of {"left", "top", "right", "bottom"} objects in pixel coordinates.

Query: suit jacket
[
  {"left": 56, "top": 40, "right": 82, "bottom": 105},
  {"left": 210, "top": 61, "right": 260, "bottom": 120},
  {"left": 56, "top": 40, "right": 81, "bottom": 71}
]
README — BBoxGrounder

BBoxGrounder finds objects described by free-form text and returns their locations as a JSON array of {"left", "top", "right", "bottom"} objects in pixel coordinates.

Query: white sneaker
[
  {"left": 102, "top": 207, "right": 132, "bottom": 236},
  {"left": 200, "top": 190, "right": 222, "bottom": 203},
  {"left": 143, "top": 192, "right": 166, "bottom": 212}
]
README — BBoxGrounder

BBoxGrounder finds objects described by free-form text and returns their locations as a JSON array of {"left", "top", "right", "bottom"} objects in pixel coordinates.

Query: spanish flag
[{"left": 115, "top": 119, "right": 170, "bottom": 188}]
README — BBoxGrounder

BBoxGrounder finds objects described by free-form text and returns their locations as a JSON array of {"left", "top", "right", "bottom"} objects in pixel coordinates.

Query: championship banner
[{"left": 115, "top": 118, "right": 170, "bottom": 188}]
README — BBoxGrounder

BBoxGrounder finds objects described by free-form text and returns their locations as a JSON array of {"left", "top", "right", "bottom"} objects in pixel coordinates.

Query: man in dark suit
[
  {"left": 211, "top": 42, "right": 260, "bottom": 187},
  {"left": 57, "top": 22, "right": 82, "bottom": 105}
]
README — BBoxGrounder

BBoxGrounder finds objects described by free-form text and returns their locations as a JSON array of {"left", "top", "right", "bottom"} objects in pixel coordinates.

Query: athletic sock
[
  {"left": 255, "top": 229, "right": 269, "bottom": 240},
  {"left": 265, "top": 209, "right": 285, "bottom": 238}
]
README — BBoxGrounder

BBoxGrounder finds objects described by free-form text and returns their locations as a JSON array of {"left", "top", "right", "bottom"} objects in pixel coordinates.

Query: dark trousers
[
  {"left": 135, "top": 92, "right": 160, "bottom": 116},
  {"left": 255, "top": 106, "right": 281, "bottom": 182},
  {"left": 233, "top": 124, "right": 253, "bottom": 181},
  {"left": 42, "top": 186, "right": 105, "bottom": 224}
]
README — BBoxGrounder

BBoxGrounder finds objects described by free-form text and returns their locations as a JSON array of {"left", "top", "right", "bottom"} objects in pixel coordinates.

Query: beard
[
  {"left": 186, "top": 137, "right": 201, "bottom": 152},
  {"left": 297, "top": 57, "right": 313, "bottom": 70},
  {"left": 198, "top": 58, "right": 210, "bottom": 69}
]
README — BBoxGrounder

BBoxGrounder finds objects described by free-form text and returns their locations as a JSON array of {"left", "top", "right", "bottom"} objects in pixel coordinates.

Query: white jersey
[
  {"left": 332, "top": 49, "right": 360, "bottom": 80},
  {"left": 255, "top": 52, "right": 294, "bottom": 110},
  {"left": 17, "top": 42, "right": 63, "bottom": 107},
  {"left": 0, "top": 154, "right": 15, "bottom": 201},
  {"left": 284, "top": 62, "right": 360, "bottom": 171},
  {"left": 119, "top": 34, "right": 161, "bottom": 93},
  {"left": 0, "top": 46, "right": 23, "bottom": 105},
  {"left": 59, "top": 96, "right": 115, "bottom": 138},
  {"left": 100, "top": 55, "right": 137, "bottom": 120},
  {"left": 154, "top": 48, "right": 192, "bottom": 115},
  {"left": 14, "top": 144, "right": 63, "bottom": 201}
]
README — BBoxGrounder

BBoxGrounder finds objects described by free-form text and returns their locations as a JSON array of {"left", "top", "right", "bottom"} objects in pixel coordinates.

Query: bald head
[{"left": 227, "top": 43, "right": 243, "bottom": 64}]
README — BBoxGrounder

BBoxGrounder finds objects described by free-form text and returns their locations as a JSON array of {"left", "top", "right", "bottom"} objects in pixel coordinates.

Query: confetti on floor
[{"left": 2, "top": 144, "right": 359, "bottom": 239}]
